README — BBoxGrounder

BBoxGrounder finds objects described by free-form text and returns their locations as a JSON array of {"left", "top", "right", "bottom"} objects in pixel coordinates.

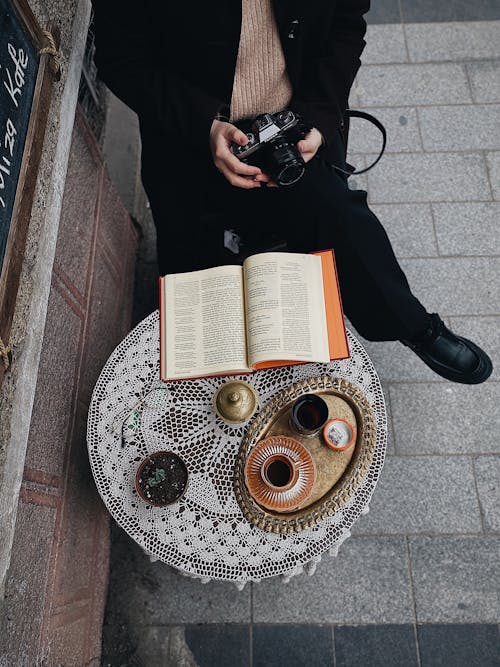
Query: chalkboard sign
[
  {"left": 0, "top": 0, "right": 39, "bottom": 271},
  {"left": 0, "top": 0, "right": 60, "bottom": 385}
]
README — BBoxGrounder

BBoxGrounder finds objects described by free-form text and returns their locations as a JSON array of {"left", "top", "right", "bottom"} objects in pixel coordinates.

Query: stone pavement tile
[
  {"left": 453, "top": 2, "right": 500, "bottom": 21},
  {"left": 400, "top": 1, "right": 458, "bottom": 23},
  {"left": 382, "top": 382, "right": 396, "bottom": 456},
  {"left": 486, "top": 151, "right": 500, "bottom": 200},
  {"left": 253, "top": 625, "right": 333, "bottom": 667},
  {"left": 136, "top": 565, "right": 251, "bottom": 625},
  {"left": 473, "top": 456, "right": 500, "bottom": 532},
  {"left": 56, "top": 125, "right": 101, "bottom": 297},
  {"left": 361, "top": 25, "right": 407, "bottom": 65},
  {"left": 432, "top": 202, "right": 500, "bottom": 256},
  {"left": 127, "top": 626, "right": 204, "bottom": 667},
  {"left": 105, "top": 530, "right": 251, "bottom": 625},
  {"left": 2, "top": 502, "right": 57, "bottom": 661},
  {"left": 371, "top": 203, "right": 437, "bottom": 257},
  {"left": 184, "top": 624, "right": 250, "bottom": 667},
  {"left": 390, "top": 382, "right": 500, "bottom": 455},
  {"left": 417, "top": 624, "right": 500, "bottom": 667},
  {"left": 366, "top": 0, "right": 402, "bottom": 25},
  {"left": 358, "top": 340, "right": 440, "bottom": 384},
  {"left": 24, "top": 287, "right": 83, "bottom": 477},
  {"left": 334, "top": 625, "right": 418, "bottom": 667},
  {"left": 345, "top": 156, "right": 369, "bottom": 193},
  {"left": 253, "top": 537, "right": 414, "bottom": 624},
  {"left": 352, "top": 456, "right": 482, "bottom": 535},
  {"left": 348, "top": 108, "right": 422, "bottom": 155},
  {"left": 467, "top": 61, "right": 500, "bottom": 103},
  {"left": 447, "top": 316, "right": 500, "bottom": 381},
  {"left": 418, "top": 105, "right": 500, "bottom": 152},
  {"left": 348, "top": 87, "right": 360, "bottom": 107},
  {"left": 356, "top": 64, "right": 471, "bottom": 108},
  {"left": 368, "top": 152, "right": 491, "bottom": 204},
  {"left": 405, "top": 21, "right": 500, "bottom": 61},
  {"left": 409, "top": 535, "right": 500, "bottom": 623},
  {"left": 399, "top": 257, "right": 500, "bottom": 314}
]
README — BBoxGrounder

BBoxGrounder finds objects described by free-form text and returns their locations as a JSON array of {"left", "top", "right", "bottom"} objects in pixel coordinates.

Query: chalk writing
[
  {"left": 0, "top": 119, "right": 19, "bottom": 209},
  {"left": 0, "top": 0, "right": 39, "bottom": 270},
  {"left": 0, "top": 43, "right": 28, "bottom": 209},
  {"left": 1, "top": 43, "right": 28, "bottom": 107},
  {"left": 0, "top": 118, "right": 17, "bottom": 207}
]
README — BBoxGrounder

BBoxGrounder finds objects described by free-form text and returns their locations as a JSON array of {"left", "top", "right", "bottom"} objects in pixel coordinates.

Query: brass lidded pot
[{"left": 213, "top": 380, "right": 258, "bottom": 424}]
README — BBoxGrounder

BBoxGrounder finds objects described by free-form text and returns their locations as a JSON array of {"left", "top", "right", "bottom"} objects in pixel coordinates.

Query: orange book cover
[{"left": 159, "top": 249, "right": 349, "bottom": 382}]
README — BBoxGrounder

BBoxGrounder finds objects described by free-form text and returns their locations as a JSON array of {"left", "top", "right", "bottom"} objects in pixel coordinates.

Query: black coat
[{"left": 91, "top": 1, "right": 370, "bottom": 265}]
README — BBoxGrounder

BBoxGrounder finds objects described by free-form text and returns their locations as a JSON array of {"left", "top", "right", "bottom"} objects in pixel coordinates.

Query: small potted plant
[{"left": 135, "top": 451, "right": 188, "bottom": 506}]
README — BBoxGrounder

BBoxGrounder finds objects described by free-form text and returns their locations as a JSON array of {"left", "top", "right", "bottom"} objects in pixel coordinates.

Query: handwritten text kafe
[{"left": 0, "top": 43, "right": 29, "bottom": 209}]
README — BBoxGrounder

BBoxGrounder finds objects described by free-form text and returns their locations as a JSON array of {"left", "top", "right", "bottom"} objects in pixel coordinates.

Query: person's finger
[
  {"left": 297, "top": 140, "right": 320, "bottom": 163},
  {"left": 215, "top": 153, "right": 262, "bottom": 177},
  {"left": 216, "top": 144, "right": 262, "bottom": 177},
  {"left": 225, "top": 127, "right": 263, "bottom": 175},
  {"left": 297, "top": 128, "right": 322, "bottom": 157},
  {"left": 298, "top": 141, "right": 321, "bottom": 158},
  {"left": 242, "top": 172, "right": 278, "bottom": 187},
  {"left": 255, "top": 174, "right": 279, "bottom": 186},
  {"left": 218, "top": 162, "right": 262, "bottom": 189},
  {"left": 297, "top": 138, "right": 312, "bottom": 153},
  {"left": 229, "top": 125, "right": 250, "bottom": 147},
  {"left": 259, "top": 176, "right": 278, "bottom": 187}
]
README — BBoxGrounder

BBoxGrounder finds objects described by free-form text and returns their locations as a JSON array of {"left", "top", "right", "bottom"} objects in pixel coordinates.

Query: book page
[
  {"left": 162, "top": 265, "right": 250, "bottom": 380},
  {"left": 243, "top": 252, "right": 330, "bottom": 367}
]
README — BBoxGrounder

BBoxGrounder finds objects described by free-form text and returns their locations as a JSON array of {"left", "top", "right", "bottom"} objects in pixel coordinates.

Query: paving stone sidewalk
[{"left": 102, "top": 6, "right": 500, "bottom": 666}]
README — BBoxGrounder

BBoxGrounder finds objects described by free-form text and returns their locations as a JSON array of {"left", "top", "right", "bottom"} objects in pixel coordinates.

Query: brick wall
[{"left": 1, "top": 108, "right": 138, "bottom": 665}]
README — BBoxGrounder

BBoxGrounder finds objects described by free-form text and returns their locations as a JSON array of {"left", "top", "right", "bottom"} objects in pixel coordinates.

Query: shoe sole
[{"left": 403, "top": 335, "right": 493, "bottom": 384}]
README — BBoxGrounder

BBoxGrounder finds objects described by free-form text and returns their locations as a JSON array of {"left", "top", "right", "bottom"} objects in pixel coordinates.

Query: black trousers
[{"left": 154, "top": 130, "right": 429, "bottom": 342}]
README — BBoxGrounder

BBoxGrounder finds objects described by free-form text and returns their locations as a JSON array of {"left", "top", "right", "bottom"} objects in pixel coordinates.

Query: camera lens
[
  {"left": 267, "top": 138, "right": 306, "bottom": 187},
  {"left": 277, "top": 163, "right": 305, "bottom": 186}
]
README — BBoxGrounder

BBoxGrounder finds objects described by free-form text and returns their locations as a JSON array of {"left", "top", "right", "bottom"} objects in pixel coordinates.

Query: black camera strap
[{"left": 331, "top": 109, "right": 387, "bottom": 177}]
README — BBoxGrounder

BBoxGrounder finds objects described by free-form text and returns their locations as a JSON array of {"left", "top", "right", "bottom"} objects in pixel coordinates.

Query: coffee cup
[{"left": 289, "top": 393, "right": 329, "bottom": 437}]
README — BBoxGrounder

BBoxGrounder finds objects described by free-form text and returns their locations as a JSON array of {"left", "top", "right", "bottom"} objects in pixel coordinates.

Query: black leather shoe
[{"left": 401, "top": 313, "right": 493, "bottom": 384}]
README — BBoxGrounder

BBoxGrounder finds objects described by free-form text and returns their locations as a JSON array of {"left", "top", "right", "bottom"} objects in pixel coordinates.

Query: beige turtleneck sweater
[{"left": 229, "top": 0, "right": 293, "bottom": 123}]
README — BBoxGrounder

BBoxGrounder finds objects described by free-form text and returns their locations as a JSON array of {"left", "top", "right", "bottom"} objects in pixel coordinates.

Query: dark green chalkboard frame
[{"left": 0, "top": 0, "right": 61, "bottom": 387}]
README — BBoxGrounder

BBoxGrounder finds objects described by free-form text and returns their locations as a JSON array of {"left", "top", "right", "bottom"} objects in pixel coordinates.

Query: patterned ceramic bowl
[{"left": 244, "top": 436, "right": 316, "bottom": 513}]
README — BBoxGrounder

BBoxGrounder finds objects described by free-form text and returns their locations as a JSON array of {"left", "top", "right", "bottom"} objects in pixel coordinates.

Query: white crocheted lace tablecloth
[{"left": 87, "top": 310, "right": 387, "bottom": 585}]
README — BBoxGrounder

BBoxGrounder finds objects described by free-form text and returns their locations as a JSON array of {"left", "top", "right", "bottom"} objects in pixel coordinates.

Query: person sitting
[{"left": 91, "top": 0, "right": 493, "bottom": 384}]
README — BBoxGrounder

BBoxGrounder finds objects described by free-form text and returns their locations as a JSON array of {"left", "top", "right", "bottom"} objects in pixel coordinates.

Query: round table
[{"left": 87, "top": 311, "right": 387, "bottom": 588}]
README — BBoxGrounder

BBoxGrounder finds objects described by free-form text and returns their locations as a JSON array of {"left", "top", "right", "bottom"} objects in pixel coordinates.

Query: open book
[{"left": 159, "top": 249, "right": 349, "bottom": 381}]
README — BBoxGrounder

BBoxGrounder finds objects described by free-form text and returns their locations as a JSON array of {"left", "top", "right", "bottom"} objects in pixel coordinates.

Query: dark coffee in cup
[
  {"left": 264, "top": 458, "right": 292, "bottom": 487},
  {"left": 290, "top": 393, "right": 329, "bottom": 436},
  {"left": 261, "top": 453, "right": 298, "bottom": 491}
]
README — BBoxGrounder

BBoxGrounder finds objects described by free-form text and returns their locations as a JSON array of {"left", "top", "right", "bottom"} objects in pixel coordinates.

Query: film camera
[{"left": 230, "top": 110, "right": 315, "bottom": 187}]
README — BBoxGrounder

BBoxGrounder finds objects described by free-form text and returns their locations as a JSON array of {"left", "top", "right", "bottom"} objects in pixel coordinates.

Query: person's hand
[
  {"left": 296, "top": 127, "right": 324, "bottom": 163},
  {"left": 253, "top": 126, "right": 325, "bottom": 188},
  {"left": 209, "top": 120, "right": 324, "bottom": 189},
  {"left": 257, "top": 127, "right": 323, "bottom": 188},
  {"left": 210, "top": 119, "right": 263, "bottom": 189}
]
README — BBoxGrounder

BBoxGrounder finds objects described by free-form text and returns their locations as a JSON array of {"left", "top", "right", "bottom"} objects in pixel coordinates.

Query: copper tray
[{"left": 233, "top": 376, "right": 377, "bottom": 534}]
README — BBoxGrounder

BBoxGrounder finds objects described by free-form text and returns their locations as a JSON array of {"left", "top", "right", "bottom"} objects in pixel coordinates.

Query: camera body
[{"left": 230, "top": 110, "right": 314, "bottom": 187}]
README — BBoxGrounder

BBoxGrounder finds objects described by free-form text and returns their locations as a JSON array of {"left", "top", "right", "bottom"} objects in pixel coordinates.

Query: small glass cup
[
  {"left": 323, "top": 418, "right": 356, "bottom": 451},
  {"left": 289, "top": 393, "right": 329, "bottom": 437}
]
